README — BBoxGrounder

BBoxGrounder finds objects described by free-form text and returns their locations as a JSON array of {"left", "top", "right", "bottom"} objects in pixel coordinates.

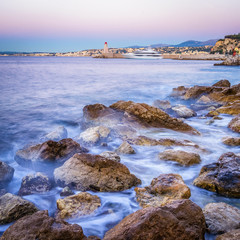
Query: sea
[{"left": 0, "top": 56, "right": 239, "bottom": 239}]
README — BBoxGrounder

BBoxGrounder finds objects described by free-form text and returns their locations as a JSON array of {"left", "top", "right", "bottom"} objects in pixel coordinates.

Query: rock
[
  {"left": 110, "top": 101, "right": 200, "bottom": 135},
  {"left": 44, "top": 126, "right": 68, "bottom": 141},
  {"left": 197, "top": 95, "right": 212, "bottom": 104},
  {"left": 0, "top": 189, "right": 7, "bottom": 197},
  {"left": 193, "top": 152, "right": 240, "bottom": 197},
  {"left": 228, "top": 115, "right": 240, "bottom": 133},
  {"left": 0, "top": 193, "right": 38, "bottom": 224},
  {"left": 212, "top": 79, "right": 231, "bottom": 88},
  {"left": 216, "top": 229, "right": 240, "bottom": 240},
  {"left": 56, "top": 192, "right": 101, "bottom": 219},
  {"left": 206, "top": 110, "right": 220, "bottom": 117},
  {"left": 171, "top": 86, "right": 188, "bottom": 97},
  {"left": 184, "top": 86, "right": 213, "bottom": 100},
  {"left": 60, "top": 186, "right": 74, "bottom": 197},
  {"left": 15, "top": 138, "right": 87, "bottom": 170},
  {"left": 18, "top": 172, "right": 52, "bottom": 196},
  {"left": 153, "top": 100, "right": 171, "bottom": 110},
  {"left": 103, "top": 199, "right": 205, "bottom": 240},
  {"left": 215, "top": 56, "right": 240, "bottom": 66},
  {"left": 222, "top": 137, "right": 240, "bottom": 146},
  {"left": 0, "top": 161, "right": 14, "bottom": 187},
  {"left": 54, "top": 153, "right": 141, "bottom": 192},
  {"left": 172, "top": 104, "right": 197, "bottom": 118},
  {"left": 78, "top": 126, "right": 110, "bottom": 144},
  {"left": 158, "top": 149, "right": 201, "bottom": 166},
  {"left": 216, "top": 100, "right": 240, "bottom": 115},
  {"left": 116, "top": 141, "right": 135, "bottom": 154},
  {"left": 203, "top": 202, "right": 240, "bottom": 234},
  {"left": 135, "top": 174, "right": 190, "bottom": 207},
  {"left": 99, "top": 151, "right": 120, "bottom": 162},
  {"left": 0, "top": 210, "right": 86, "bottom": 240}
]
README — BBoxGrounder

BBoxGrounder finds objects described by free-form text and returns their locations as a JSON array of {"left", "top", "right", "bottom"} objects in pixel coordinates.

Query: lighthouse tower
[{"left": 103, "top": 42, "right": 109, "bottom": 53}]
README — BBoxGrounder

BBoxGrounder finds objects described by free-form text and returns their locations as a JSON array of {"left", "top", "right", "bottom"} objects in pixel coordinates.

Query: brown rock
[
  {"left": 0, "top": 193, "right": 38, "bottom": 224},
  {"left": 171, "top": 86, "right": 189, "bottom": 97},
  {"left": 158, "top": 149, "right": 201, "bottom": 166},
  {"left": 135, "top": 174, "right": 190, "bottom": 207},
  {"left": 116, "top": 141, "right": 135, "bottom": 154},
  {"left": 222, "top": 137, "right": 240, "bottom": 146},
  {"left": 228, "top": 115, "right": 240, "bottom": 133},
  {"left": 56, "top": 192, "right": 101, "bottom": 219},
  {"left": 217, "top": 100, "right": 240, "bottom": 115},
  {"left": 15, "top": 138, "right": 87, "bottom": 170},
  {"left": 0, "top": 210, "right": 86, "bottom": 240},
  {"left": 103, "top": 199, "right": 205, "bottom": 240},
  {"left": 193, "top": 152, "right": 240, "bottom": 197},
  {"left": 0, "top": 161, "right": 14, "bottom": 187},
  {"left": 203, "top": 202, "right": 240, "bottom": 234},
  {"left": 54, "top": 153, "right": 141, "bottom": 192},
  {"left": 216, "top": 229, "right": 240, "bottom": 240},
  {"left": 212, "top": 79, "right": 231, "bottom": 88},
  {"left": 184, "top": 86, "right": 213, "bottom": 100}
]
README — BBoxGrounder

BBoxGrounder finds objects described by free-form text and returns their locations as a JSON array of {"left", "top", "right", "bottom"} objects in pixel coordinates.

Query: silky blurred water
[{"left": 0, "top": 56, "right": 239, "bottom": 239}]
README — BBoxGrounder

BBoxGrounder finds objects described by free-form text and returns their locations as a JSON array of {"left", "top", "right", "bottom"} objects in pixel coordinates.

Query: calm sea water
[{"left": 0, "top": 56, "right": 239, "bottom": 238}]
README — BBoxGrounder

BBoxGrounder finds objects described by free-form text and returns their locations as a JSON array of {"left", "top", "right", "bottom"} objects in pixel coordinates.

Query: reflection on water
[{"left": 0, "top": 57, "right": 240, "bottom": 238}]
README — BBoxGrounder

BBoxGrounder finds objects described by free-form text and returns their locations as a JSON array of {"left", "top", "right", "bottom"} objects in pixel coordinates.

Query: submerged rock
[
  {"left": 158, "top": 149, "right": 201, "bottom": 166},
  {"left": 203, "top": 202, "right": 240, "bottom": 234},
  {"left": 54, "top": 153, "right": 141, "bottom": 192},
  {"left": 60, "top": 186, "right": 74, "bottom": 197},
  {"left": 0, "top": 210, "right": 86, "bottom": 240},
  {"left": 135, "top": 174, "right": 190, "bottom": 208},
  {"left": 216, "top": 229, "right": 240, "bottom": 240},
  {"left": 0, "top": 193, "right": 38, "bottom": 224},
  {"left": 56, "top": 192, "right": 101, "bottom": 219},
  {"left": 116, "top": 141, "right": 135, "bottom": 154},
  {"left": 153, "top": 100, "right": 171, "bottom": 110},
  {"left": 78, "top": 126, "right": 110, "bottom": 144},
  {"left": 15, "top": 138, "right": 87, "bottom": 170},
  {"left": 0, "top": 161, "right": 14, "bottom": 187},
  {"left": 172, "top": 104, "right": 197, "bottom": 118},
  {"left": 18, "top": 172, "right": 52, "bottom": 196},
  {"left": 193, "top": 152, "right": 240, "bottom": 197},
  {"left": 103, "top": 199, "right": 205, "bottom": 240},
  {"left": 99, "top": 151, "right": 120, "bottom": 162},
  {"left": 44, "top": 126, "right": 68, "bottom": 141},
  {"left": 228, "top": 115, "right": 240, "bottom": 133},
  {"left": 222, "top": 137, "right": 240, "bottom": 146}
]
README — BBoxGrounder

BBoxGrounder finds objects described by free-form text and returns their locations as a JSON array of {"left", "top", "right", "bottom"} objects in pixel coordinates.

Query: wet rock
[
  {"left": 110, "top": 101, "right": 200, "bottom": 135},
  {"left": 56, "top": 192, "right": 101, "bottom": 219},
  {"left": 216, "top": 229, "right": 240, "bottom": 240},
  {"left": 212, "top": 79, "right": 231, "bottom": 88},
  {"left": 0, "top": 193, "right": 38, "bottom": 224},
  {"left": 228, "top": 115, "right": 240, "bottom": 133},
  {"left": 0, "top": 210, "right": 86, "bottom": 240},
  {"left": 158, "top": 149, "right": 201, "bottom": 166},
  {"left": 171, "top": 86, "right": 189, "bottom": 97},
  {"left": 193, "top": 152, "right": 240, "bottom": 197},
  {"left": 54, "top": 153, "right": 141, "bottom": 192},
  {"left": 222, "top": 137, "right": 240, "bottom": 146},
  {"left": 184, "top": 86, "right": 213, "bottom": 100},
  {"left": 78, "top": 126, "right": 110, "bottom": 144},
  {"left": 15, "top": 138, "right": 87, "bottom": 170},
  {"left": 103, "top": 199, "right": 205, "bottom": 240},
  {"left": 206, "top": 110, "right": 220, "bottom": 117},
  {"left": 216, "top": 100, "right": 240, "bottom": 115},
  {"left": 203, "top": 202, "right": 240, "bottom": 234},
  {"left": 172, "top": 104, "right": 197, "bottom": 118},
  {"left": 44, "top": 126, "right": 68, "bottom": 141},
  {"left": 116, "top": 141, "right": 135, "bottom": 154},
  {"left": 197, "top": 95, "right": 212, "bottom": 104},
  {"left": 99, "top": 151, "right": 120, "bottom": 162},
  {"left": 153, "top": 100, "right": 171, "bottom": 110},
  {"left": 18, "top": 172, "right": 52, "bottom": 196},
  {"left": 0, "top": 161, "right": 14, "bottom": 187},
  {"left": 60, "top": 186, "right": 74, "bottom": 197},
  {"left": 135, "top": 174, "right": 190, "bottom": 208}
]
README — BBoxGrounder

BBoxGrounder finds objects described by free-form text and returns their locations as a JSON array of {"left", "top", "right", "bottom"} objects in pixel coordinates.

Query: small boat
[{"left": 123, "top": 47, "right": 162, "bottom": 59}]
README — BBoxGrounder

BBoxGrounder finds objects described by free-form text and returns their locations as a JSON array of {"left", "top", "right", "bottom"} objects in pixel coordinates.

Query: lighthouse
[{"left": 104, "top": 42, "right": 109, "bottom": 53}]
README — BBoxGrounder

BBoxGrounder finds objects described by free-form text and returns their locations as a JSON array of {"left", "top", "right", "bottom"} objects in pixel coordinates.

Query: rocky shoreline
[{"left": 0, "top": 79, "right": 240, "bottom": 239}]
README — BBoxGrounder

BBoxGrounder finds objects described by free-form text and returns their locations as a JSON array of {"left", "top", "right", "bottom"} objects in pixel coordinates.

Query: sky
[{"left": 0, "top": 0, "right": 239, "bottom": 52}]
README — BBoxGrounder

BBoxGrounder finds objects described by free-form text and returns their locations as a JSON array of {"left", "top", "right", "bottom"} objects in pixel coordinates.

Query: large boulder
[
  {"left": 135, "top": 174, "right": 190, "bottom": 207},
  {"left": 15, "top": 138, "right": 87, "bottom": 170},
  {"left": 203, "top": 202, "right": 240, "bottom": 234},
  {"left": 54, "top": 153, "right": 141, "bottom": 192},
  {"left": 228, "top": 115, "right": 240, "bottom": 133},
  {"left": 0, "top": 193, "right": 38, "bottom": 224},
  {"left": 0, "top": 210, "right": 86, "bottom": 240},
  {"left": 193, "top": 152, "right": 240, "bottom": 197},
  {"left": 216, "top": 100, "right": 240, "bottom": 115},
  {"left": 0, "top": 161, "right": 14, "bottom": 187},
  {"left": 171, "top": 104, "right": 197, "bottom": 118},
  {"left": 56, "top": 192, "right": 101, "bottom": 219},
  {"left": 158, "top": 149, "right": 201, "bottom": 166},
  {"left": 103, "top": 199, "right": 205, "bottom": 240},
  {"left": 222, "top": 137, "right": 240, "bottom": 146},
  {"left": 18, "top": 172, "right": 52, "bottom": 196},
  {"left": 44, "top": 126, "right": 68, "bottom": 141},
  {"left": 216, "top": 229, "right": 240, "bottom": 240},
  {"left": 212, "top": 79, "right": 231, "bottom": 88},
  {"left": 184, "top": 86, "right": 213, "bottom": 100}
]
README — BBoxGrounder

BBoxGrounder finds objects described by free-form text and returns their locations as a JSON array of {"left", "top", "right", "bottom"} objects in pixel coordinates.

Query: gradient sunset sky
[{"left": 0, "top": 0, "right": 239, "bottom": 52}]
